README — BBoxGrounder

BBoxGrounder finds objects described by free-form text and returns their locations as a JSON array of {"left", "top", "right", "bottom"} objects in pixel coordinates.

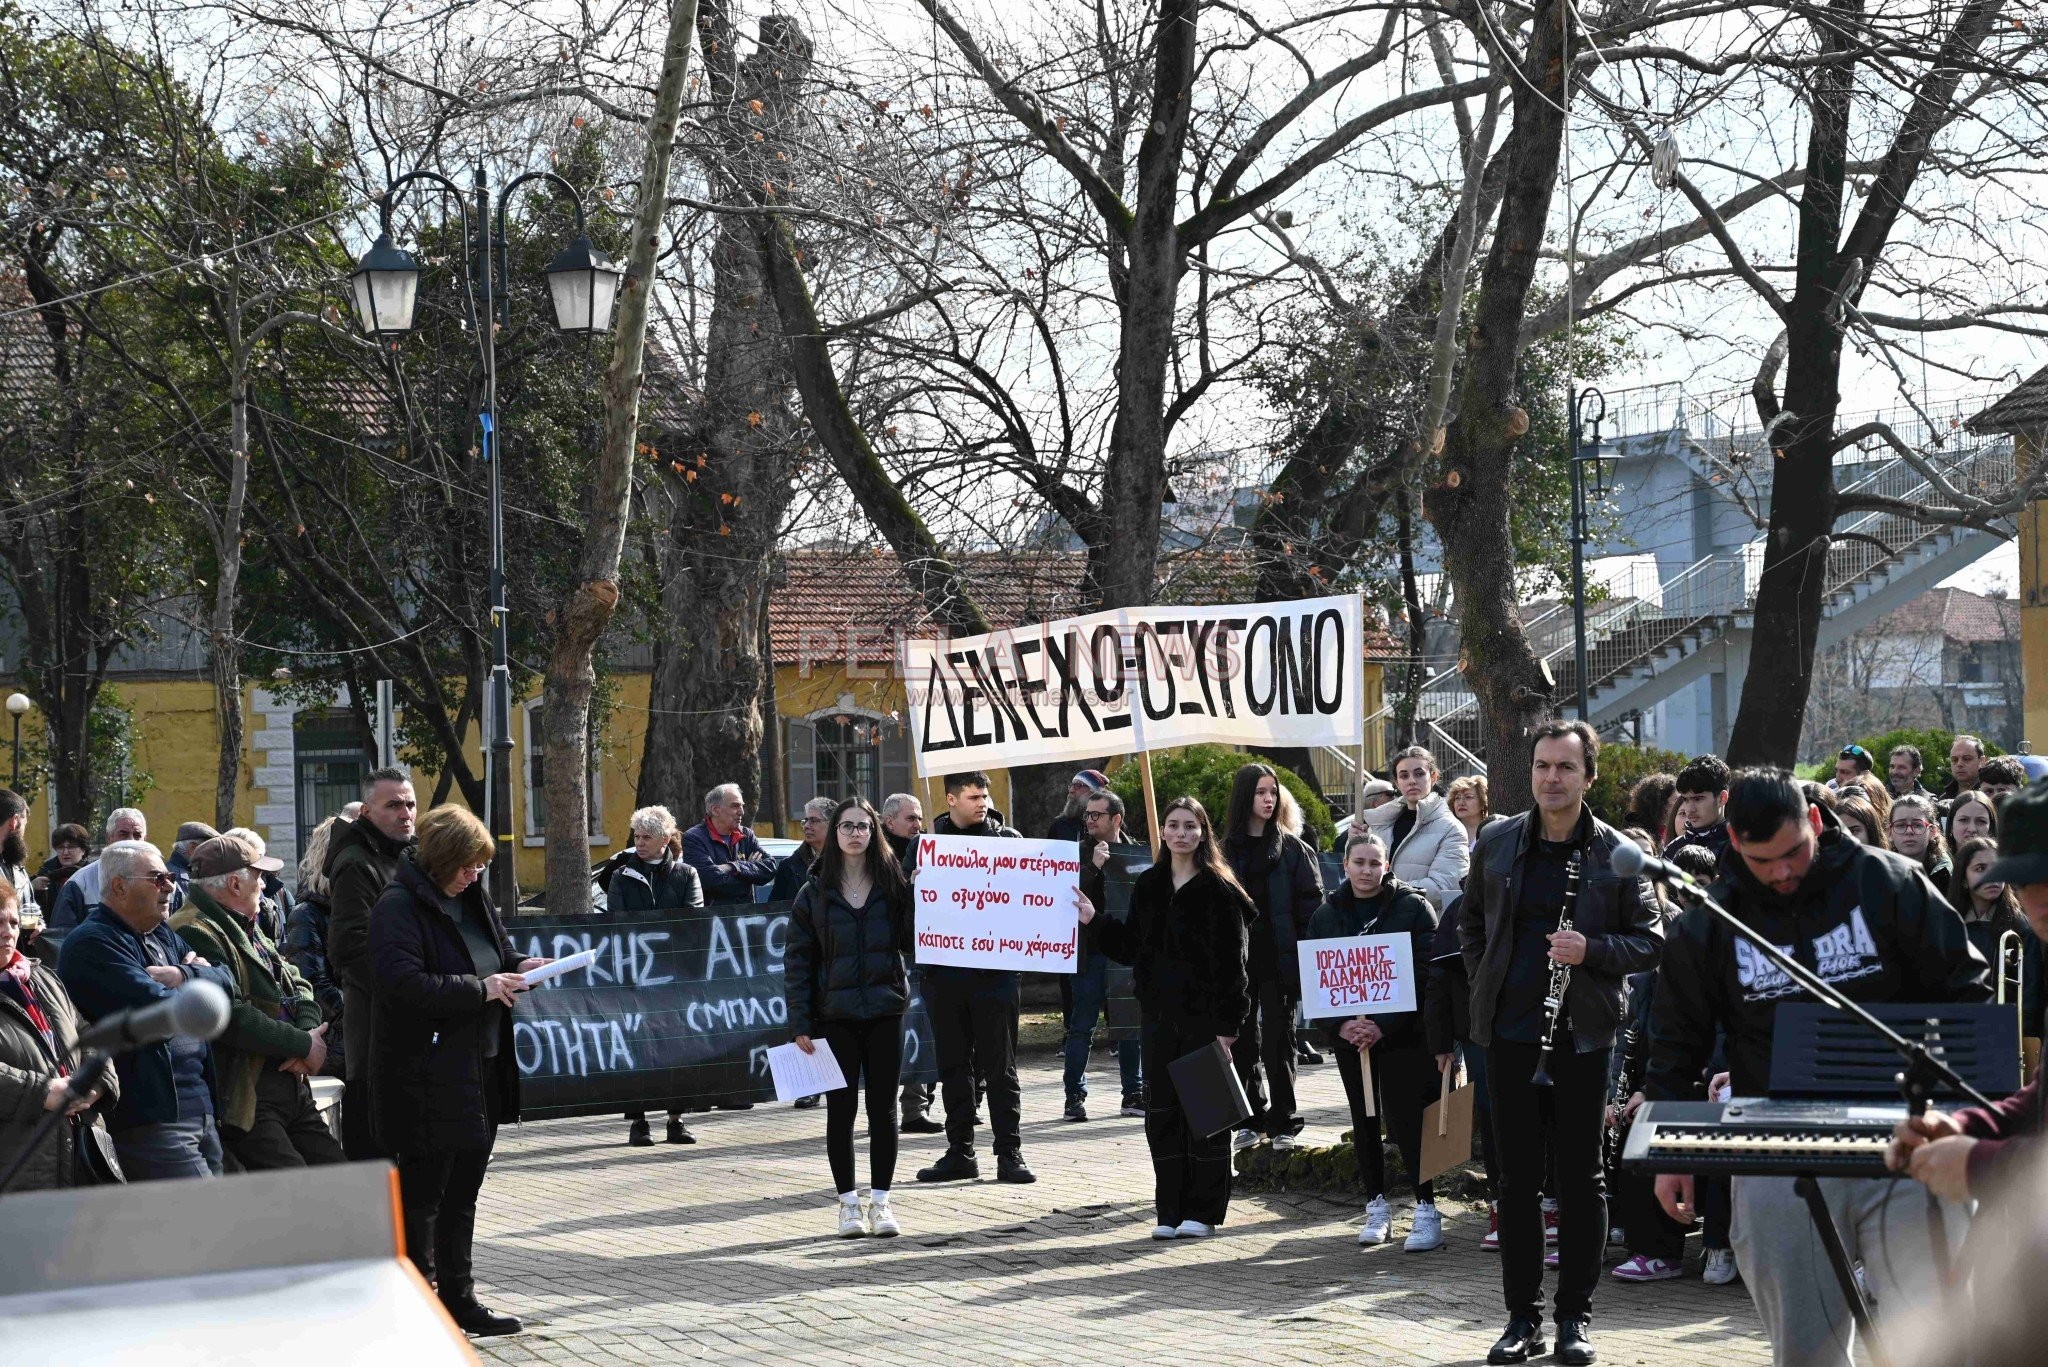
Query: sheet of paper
[
  {"left": 767, "top": 1040, "right": 848, "bottom": 1102},
  {"left": 517, "top": 947, "right": 600, "bottom": 987}
]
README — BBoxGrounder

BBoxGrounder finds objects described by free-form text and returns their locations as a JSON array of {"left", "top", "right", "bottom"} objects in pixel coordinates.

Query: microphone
[
  {"left": 1609, "top": 840, "right": 1696, "bottom": 888},
  {"left": 75, "top": 979, "right": 232, "bottom": 1053}
]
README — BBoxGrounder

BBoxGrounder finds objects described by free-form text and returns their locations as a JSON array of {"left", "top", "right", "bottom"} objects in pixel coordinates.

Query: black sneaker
[
  {"left": 997, "top": 1154, "right": 1037, "bottom": 1184},
  {"left": 665, "top": 1117, "right": 696, "bottom": 1145},
  {"left": 1119, "top": 1094, "right": 1146, "bottom": 1118},
  {"left": 1554, "top": 1317, "right": 1595, "bottom": 1366},
  {"left": 445, "top": 1299, "right": 523, "bottom": 1337},
  {"left": 900, "top": 1113, "right": 944, "bottom": 1134},
  {"left": 793, "top": 1094, "right": 821, "bottom": 1110},
  {"left": 1486, "top": 1317, "right": 1546, "bottom": 1364},
  {"left": 1297, "top": 1043, "right": 1324, "bottom": 1066},
  {"left": 916, "top": 1146, "right": 980, "bottom": 1182},
  {"left": 628, "top": 1119, "right": 653, "bottom": 1147},
  {"left": 1064, "top": 1097, "right": 1088, "bottom": 1122}
]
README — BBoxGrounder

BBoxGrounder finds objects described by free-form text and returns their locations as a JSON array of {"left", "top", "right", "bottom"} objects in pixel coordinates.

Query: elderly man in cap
[
  {"left": 1046, "top": 769, "right": 1112, "bottom": 842},
  {"left": 171, "top": 833, "right": 344, "bottom": 1171},
  {"left": 166, "top": 821, "right": 219, "bottom": 898}
]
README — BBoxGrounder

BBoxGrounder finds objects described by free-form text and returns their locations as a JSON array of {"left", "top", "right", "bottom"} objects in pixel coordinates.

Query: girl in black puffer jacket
[
  {"left": 785, "top": 796, "right": 916, "bottom": 1238},
  {"left": 1309, "top": 831, "right": 1442, "bottom": 1250}
]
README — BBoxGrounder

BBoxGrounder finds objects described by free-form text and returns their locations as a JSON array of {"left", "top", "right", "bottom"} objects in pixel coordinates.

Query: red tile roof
[
  {"left": 1878, "top": 587, "right": 2019, "bottom": 643},
  {"left": 766, "top": 547, "right": 1403, "bottom": 665}
]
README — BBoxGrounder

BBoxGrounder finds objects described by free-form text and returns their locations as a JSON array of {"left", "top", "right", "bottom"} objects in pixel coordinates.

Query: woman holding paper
[
  {"left": 1308, "top": 830, "right": 1442, "bottom": 1251},
  {"left": 1079, "top": 795, "right": 1253, "bottom": 1240},
  {"left": 369, "top": 805, "right": 549, "bottom": 1338},
  {"left": 786, "top": 796, "right": 916, "bottom": 1238}
]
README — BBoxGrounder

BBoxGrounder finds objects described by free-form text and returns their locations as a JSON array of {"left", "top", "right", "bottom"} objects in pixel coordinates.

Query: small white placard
[
  {"left": 515, "top": 947, "right": 600, "bottom": 987},
  {"left": 1297, "top": 932, "right": 1417, "bottom": 1019},
  {"left": 766, "top": 1040, "right": 848, "bottom": 1102}
]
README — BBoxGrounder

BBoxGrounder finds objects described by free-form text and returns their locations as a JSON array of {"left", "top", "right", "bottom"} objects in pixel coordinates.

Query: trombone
[{"left": 1996, "top": 929, "right": 2036, "bottom": 1083}]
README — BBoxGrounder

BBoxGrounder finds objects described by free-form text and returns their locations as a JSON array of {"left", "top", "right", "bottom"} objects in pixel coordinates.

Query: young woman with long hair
[
  {"left": 1954, "top": 836, "right": 2044, "bottom": 1043},
  {"left": 1081, "top": 796, "right": 1252, "bottom": 1239},
  {"left": 785, "top": 796, "right": 916, "bottom": 1238},
  {"left": 1220, "top": 763, "right": 1324, "bottom": 1152},
  {"left": 1886, "top": 794, "right": 1951, "bottom": 898}
]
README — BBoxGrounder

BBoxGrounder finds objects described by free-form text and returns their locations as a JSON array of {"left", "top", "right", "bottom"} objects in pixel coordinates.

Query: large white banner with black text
[{"left": 902, "top": 595, "right": 1363, "bottom": 776}]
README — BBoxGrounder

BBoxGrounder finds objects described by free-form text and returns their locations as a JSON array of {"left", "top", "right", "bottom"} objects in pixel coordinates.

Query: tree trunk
[
  {"left": 1421, "top": 3, "right": 1573, "bottom": 816},
  {"left": 211, "top": 367, "right": 253, "bottom": 830},
  {"left": 543, "top": 0, "right": 701, "bottom": 913},
  {"left": 1395, "top": 489, "right": 1426, "bottom": 751}
]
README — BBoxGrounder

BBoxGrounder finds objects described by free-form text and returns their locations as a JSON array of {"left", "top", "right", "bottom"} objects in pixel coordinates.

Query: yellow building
[
  {"left": 7, "top": 549, "right": 1391, "bottom": 890},
  {"left": 1971, "top": 370, "right": 2048, "bottom": 744}
]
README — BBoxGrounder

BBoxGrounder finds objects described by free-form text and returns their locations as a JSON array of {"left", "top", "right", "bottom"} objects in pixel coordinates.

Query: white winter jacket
[{"left": 1362, "top": 790, "right": 1470, "bottom": 909}]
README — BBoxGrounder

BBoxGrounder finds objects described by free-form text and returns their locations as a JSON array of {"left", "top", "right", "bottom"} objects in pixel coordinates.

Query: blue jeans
[
  {"left": 1064, "top": 960, "right": 1142, "bottom": 1102},
  {"left": 114, "top": 1116, "right": 224, "bottom": 1181}
]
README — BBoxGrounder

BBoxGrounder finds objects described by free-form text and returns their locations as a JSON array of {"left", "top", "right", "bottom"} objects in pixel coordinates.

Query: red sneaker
[
  {"left": 1543, "top": 1206, "right": 1560, "bottom": 1247},
  {"left": 1480, "top": 1208, "right": 1500, "bottom": 1252}
]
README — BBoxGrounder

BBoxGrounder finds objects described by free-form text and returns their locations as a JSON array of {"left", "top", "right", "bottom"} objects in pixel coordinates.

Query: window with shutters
[
  {"left": 523, "top": 701, "right": 605, "bottom": 844},
  {"left": 786, "top": 708, "right": 908, "bottom": 814}
]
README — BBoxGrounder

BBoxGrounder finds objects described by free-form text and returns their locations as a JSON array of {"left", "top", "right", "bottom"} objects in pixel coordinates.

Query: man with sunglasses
[{"left": 58, "top": 839, "right": 237, "bottom": 1180}]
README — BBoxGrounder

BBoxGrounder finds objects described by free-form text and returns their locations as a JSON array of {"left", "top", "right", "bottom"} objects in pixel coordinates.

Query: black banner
[{"left": 506, "top": 900, "right": 938, "bottom": 1120}]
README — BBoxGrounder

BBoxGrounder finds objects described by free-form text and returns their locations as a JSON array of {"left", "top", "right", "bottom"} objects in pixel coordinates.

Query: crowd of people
[{"left": 3, "top": 724, "right": 2043, "bottom": 1364}]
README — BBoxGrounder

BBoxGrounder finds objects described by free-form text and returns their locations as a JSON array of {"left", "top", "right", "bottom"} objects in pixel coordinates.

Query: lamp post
[
  {"left": 5, "top": 693, "right": 29, "bottom": 793},
  {"left": 1567, "top": 387, "right": 1609, "bottom": 722},
  {"left": 351, "top": 164, "right": 622, "bottom": 912}
]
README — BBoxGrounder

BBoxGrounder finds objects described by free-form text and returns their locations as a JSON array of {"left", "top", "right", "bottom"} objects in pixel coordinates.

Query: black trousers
[
  {"left": 396, "top": 1127, "right": 495, "bottom": 1304},
  {"left": 1233, "top": 972, "right": 1298, "bottom": 1137},
  {"left": 1334, "top": 1043, "right": 1436, "bottom": 1203},
  {"left": 1487, "top": 1038, "right": 1610, "bottom": 1323},
  {"left": 222, "top": 1067, "right": 348, "bottom": 1171},
  {"left": 927, "top": 970, "right": 1021, "bottom": 1155},
  {"left": 1142, "top": 1016, "right": 1233, "bottom": 1227},
  {"left": 822, "top": 1015, "right": 904, "bottom": 1193},
  {"left": 340, "top": 983, "right": 382, "bottom": 1159},
  {"left": 1616, "top": 1157, "right": 1688, "bottom": 1260}
]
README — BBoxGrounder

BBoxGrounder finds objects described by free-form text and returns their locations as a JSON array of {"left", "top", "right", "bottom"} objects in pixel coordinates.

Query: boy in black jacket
[{"left": 1645, "top": 768, "right": 1988, "bottom": 1367}]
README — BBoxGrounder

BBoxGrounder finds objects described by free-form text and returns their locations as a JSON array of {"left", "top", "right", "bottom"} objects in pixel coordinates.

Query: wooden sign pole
[
  {"left": 1360, "top": 1044, "right": 1377, "bottom": 1117},
  {"left": 1138, "top": 750, "right": 1162, "bottom": 848}
]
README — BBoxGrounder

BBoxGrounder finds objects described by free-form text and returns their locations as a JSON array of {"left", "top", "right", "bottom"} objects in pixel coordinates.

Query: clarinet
[
  {"left": 1604, "top": 1020, "right": 1637, "bottom": 1172},
  {"left": 1531, "top": 850, "right": 1582, "bottom": 1087}
]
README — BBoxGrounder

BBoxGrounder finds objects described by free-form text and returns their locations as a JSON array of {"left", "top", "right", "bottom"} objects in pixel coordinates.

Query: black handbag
[{"left": 70, "top": 1114, "right": 125, "bottom": 1185}]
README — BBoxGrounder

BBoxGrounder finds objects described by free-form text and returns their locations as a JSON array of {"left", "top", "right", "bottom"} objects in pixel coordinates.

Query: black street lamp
[
  {"left": 352, "top": 164, "right": 621, "bottom": 910},
  {"left": 5, "top": 693, "right": 28, "bottom": 793},
  {"left": 1567, "top": 387, "right": 1609, "bottom": 722}
]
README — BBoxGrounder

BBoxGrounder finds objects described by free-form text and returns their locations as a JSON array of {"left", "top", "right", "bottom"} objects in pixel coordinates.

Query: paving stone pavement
[{"left": 470, "top": 1054, "right": 1770, "bottom": 1365}]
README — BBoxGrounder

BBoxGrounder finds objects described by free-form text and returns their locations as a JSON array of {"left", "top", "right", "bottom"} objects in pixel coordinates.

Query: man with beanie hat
[{"left": 1047, "top": 769, "right": 1112, "bottom": 842}]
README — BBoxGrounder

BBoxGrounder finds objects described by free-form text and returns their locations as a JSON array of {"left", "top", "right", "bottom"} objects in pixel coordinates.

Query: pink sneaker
[
  {"left": 1544, "top": 1249, "right": 1560, "bottom": 1270},
  {"left": 1543, "top": 1206, "right": 1560, "bottom": 1246},
  {"left": 1610, "top": 1254, "right": 1684, "bottom": 1282},
  {"left": 1480, "top": 1208, "right": 1500, "bottom": 1252}
]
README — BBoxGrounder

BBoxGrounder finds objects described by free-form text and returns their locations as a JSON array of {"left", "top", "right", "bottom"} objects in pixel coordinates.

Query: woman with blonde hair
[
  {"left": 594, "top": 804, "right": 706, "bottom": 1145},
  {"left": 370, "top": 805, "right": 551, "bottom": 1338}
]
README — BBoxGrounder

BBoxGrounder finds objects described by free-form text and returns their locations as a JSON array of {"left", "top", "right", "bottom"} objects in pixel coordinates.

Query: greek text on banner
[
  {"left": 1296, "top": 932, "right": 1417, "bottom": 1020},
  {"left": 913, "top": 834, "right": 1080, "bottom": 974},
  {"left": 902, "top": 594, "right": 1363, "bottom": 775}
]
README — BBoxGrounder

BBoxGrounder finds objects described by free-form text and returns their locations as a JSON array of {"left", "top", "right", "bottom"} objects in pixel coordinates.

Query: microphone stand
[
  {"left": 0, "top": 1050, "right": 112, "bottom": 1195},
  {"left": 1655, "top": 868, "right": 1989, "bottom": 1367}
]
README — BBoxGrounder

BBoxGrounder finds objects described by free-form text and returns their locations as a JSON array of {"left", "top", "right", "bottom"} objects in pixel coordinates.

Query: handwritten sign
[
  {"left": 505, "top": 901, "right": 937, "bottom": 1120},
  {"left": 1297, "top": 933, "right": 1416, "bottom": 1019},
  {"left": 902, "top": 595, "right": 1364, "bottom": 775},
  {"left": 913, "top": 834, "right": 1080, "bottom": 973}
]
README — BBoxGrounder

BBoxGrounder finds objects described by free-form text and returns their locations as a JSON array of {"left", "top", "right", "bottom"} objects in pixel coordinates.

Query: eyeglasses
[
  {"left": 1890, "top": 820, "right": 1933, "bottom": 834},
  {"left": 126, "top": 870, "right": 175, "bottom": 889},
  {"left": 1083, "top": 810, "right": 1110, "bottom": 821},
  {"left": 838, "top": 822, "right": 873, "bottom": 835},
  {"left": 801, "top": 815, "right": 827, "bottom": 825}
]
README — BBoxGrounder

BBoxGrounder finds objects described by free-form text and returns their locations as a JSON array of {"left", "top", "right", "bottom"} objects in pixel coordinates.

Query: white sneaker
[
  {"left": 1232, "top": 1128, "right": 1260, "bottom": 1151},
  {"left": 1151, "top": 1224, "right": 1179, "bottom": 1240},
  {"left": 1404, "top": 1202, "right": 1443, "bottom": 1252},
  {"left": 869, "top": 1198, "right": 900, "bottom": 1238},
  {"left": 1359, "top": 1195, "right": 1393, "bottom": 1245},
  {"left": 836, "top": 1198, "right": 868, "bottom": 1238},
  {"left": 1703, "top": 1248, "right": 1740, "bottom": 1285},
  {"left": 1175, "top": 1220, "right": 1215, "bottom": 1238},
  {"left": 1270, "top": 1132, "right": 1295, "bottom": 1153}
]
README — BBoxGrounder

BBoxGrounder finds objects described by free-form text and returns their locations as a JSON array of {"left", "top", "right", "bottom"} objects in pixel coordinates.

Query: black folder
[{"left": 1168, "top": 1039, "right": 1253, "bottom": 1138}]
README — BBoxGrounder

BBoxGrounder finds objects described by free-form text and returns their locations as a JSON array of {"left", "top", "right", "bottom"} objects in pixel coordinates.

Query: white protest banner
[
  {"left": 902, "top": 594, "right": 1363, "bottom": 776},
  {"left": 912, "top": 833, "right": 1080, "bottom": 974},
  {"left": 1297, "top": 933, "right": 1417, "bottom": 1019}
]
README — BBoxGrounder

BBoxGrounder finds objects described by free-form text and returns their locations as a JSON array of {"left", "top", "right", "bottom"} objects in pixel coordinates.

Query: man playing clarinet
[
  {"left": 1461, "top": 720, "right": 1663, "bottom": 1365},
  {"left": 1646, "top": 768, "right": 1987, "bottom": 1367}
]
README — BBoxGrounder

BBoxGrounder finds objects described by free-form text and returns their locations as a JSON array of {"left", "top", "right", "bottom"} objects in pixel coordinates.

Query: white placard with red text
[
  {"left": 1297, "top": 933, "right": 1416, "bottom": 1019},
  {"left": 912, "top": 833, "right": 1080, "bottom": 974}
]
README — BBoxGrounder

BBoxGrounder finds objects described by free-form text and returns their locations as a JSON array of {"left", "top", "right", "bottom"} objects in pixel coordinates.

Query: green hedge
[
  {"left": 1585, "top": 744, "right": 1691, "bottom": 829},
  {"left": 1109, "top": 744, "right": 1333, "bottom": 848}
]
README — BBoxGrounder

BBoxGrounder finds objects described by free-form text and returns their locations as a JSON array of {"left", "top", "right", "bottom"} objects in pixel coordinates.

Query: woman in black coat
[
  {"left": 369, "top": 805, "right": 549, "bottom": 1339},
  {"left": 786, "top": 796, "right": 916, "bottom": 1238},
  {"left": 1220, "top": 763, "right": 1324, "bottom": 1150},
  {"left": 596, "top": 805, "right": 707, "bottom": 1146},
  {"left": 1310, "top": 830, "right": 1441, "bottom": 1251},
  {"left": 1082, "top": 795, "right": 1252, "bottom": 1240}
]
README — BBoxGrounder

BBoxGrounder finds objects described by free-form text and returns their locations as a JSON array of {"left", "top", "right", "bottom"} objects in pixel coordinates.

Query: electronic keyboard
[{"left": 1619, "top": 1098, "right": 1903, "bottom": 1178}]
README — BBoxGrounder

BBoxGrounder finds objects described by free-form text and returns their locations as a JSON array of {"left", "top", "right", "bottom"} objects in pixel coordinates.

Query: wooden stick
[
  {"left": 1361, "top": 1045, "right": 1376, "bottom": 1118},
  {"left": 1138, "top": 749, "right": 1162, "bottom": 847},
  {"left": 1436, "top": 1058, "right": 1454, "bottom": 1137}
]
